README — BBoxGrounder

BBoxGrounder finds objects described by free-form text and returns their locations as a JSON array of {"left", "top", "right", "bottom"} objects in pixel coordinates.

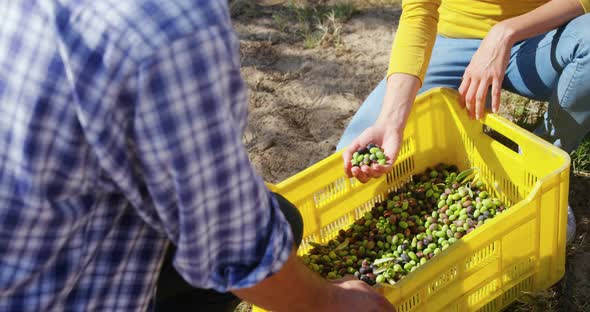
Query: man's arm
[
  {"left": 233, "top": 251, "right": 394, "bottom": 312},
  {"left": 131, "top": 4, "right": 394, "bottom": 311}
]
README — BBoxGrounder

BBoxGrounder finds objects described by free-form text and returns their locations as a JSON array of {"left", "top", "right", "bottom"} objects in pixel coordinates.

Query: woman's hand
[
  {"left": 458, "top": 0, "right": 585, "bottom": 120},
  {"left": 343, "top": 74, "right": 420, "bottom": 183},
  {"left": 343, "top": 123, "right": 403, "bottom": 183},
  {"left": 458, "top": 23, "right": 515, "bottom": 119}
]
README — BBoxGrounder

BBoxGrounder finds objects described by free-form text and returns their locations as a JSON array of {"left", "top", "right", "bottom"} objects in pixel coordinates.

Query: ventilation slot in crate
[
  {"left": 313, "top": 177, "right": 347, "bottom": 208},
  {"left": 479, "top": 165, "right": 494, "bottom": 189},
  {"left": 468, "top": 279, "right": 499, "bottom": 307},
  {"left": 462, "top": 131, "right": 476, "bottom": 157},
  {"left": 297, "top": 199, "right": 316, "bottom": 234},
  {"left": 386, "top": 138, "right": 415, "bottom": 186},
  {"left": 501, "top": 178, "right": 520, "bottom": 206},
  {"left": 470, "top": 158, "right": 495, "bottom": 188},
  {"left": 353, "top": 194, "right": 385, "bottom": 220},
  {"left": 525, "top": 171, "right": 538, "bottom": 190},
  {"left": 398, "top": 293, "right": 421, "bottom": 312},
  {"left": 465, "top": 241, "right": 499, "bottom": 272},
  {"left": 502, "top": 276, "right": 533, "bottom": 304},
  {"left": 477, "top": 296, "right": 501, "bottom": 312},
  {"left": 398, "top": 138, "right": 414, "bottom": 158},
  {"left": 320, "top": 215, "right": 352, "bottom": 242},
  {"left": 427, "top": 266, "right": 458, "bottom": 295},
  {"left": 386, "top": 156, "right": 415, "bottom": 187},
  {"left": 503, "top": 257, "right": 535, "bottom": 284}
]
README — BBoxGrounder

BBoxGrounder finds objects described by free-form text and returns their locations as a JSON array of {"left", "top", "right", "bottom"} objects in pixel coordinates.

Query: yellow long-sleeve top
[{"left": 388, "top": 0, "right": 590, "bottom": 82}]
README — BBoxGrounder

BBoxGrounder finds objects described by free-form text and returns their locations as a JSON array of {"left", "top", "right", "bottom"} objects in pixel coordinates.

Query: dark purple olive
[{"left": 401, "top": 253, "right": 410, "bottom": 262}]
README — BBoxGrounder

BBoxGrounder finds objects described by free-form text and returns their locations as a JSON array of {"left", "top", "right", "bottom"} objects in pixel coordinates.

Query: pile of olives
[
  {"left": 350, "top": 144, "right": 387, "bottom": 167},
  {"left": 301, "top": 162, "right": 507, "bottom": 285}
]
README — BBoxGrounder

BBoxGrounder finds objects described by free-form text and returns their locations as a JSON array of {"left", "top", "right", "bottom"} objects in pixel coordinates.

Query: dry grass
[
  {"left": 235, "top": 301, "right": 252, "bottom": 312},
  {"left": 230, "top": 0, "right": 259, "bottom": 19},
  {"left": 508, "top": 289, "right": 559, "bottom": 312},
  {"left": 571, "top": 137, "right": 590, "bottom": 174},
  {"left": 500, "top": 91, "right": 546, "bottom": 132},
  {"left": 500, "top": 91, "right": 590, "bottom": 175},
  {"left": 268, "top": 1, "right": 357, "bottom": 49}
]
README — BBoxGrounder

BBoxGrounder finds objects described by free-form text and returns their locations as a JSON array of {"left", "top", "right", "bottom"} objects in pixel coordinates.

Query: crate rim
[{"left": 268, "top": 87, "right": 571, "bottom": 195}]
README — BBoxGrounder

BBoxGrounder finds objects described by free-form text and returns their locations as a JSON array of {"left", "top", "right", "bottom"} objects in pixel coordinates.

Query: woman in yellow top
[{"left": 337, "top": 0, "right": 589, "bottom": 243}]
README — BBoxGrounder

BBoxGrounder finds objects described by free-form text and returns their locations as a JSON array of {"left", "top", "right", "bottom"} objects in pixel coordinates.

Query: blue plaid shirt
[{"left": 0, "top": 1, "right": 294, "bottom": 310}]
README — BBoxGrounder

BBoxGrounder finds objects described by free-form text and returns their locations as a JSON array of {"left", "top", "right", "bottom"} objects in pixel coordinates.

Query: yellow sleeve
[
  {"left": 387, "top": 0, "right": 441, "bottom": 83},
  {"left": 579, "top": 0, "right": 590, "bottom": 12}
]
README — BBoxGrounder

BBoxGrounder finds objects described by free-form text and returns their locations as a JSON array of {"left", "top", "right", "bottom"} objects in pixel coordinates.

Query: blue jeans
[{"left": 337, "top": 14, "right": 590, "bottom": 153}]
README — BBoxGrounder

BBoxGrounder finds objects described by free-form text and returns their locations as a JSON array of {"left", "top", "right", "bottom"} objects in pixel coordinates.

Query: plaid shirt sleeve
[{"left": 132, "top": 19, "right": 294, "bottom": 291}]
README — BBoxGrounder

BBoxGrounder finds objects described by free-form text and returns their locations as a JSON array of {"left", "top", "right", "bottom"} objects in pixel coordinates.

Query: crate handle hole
[{"left": 483, "top": 125, "right": 520, "bottom": 154}]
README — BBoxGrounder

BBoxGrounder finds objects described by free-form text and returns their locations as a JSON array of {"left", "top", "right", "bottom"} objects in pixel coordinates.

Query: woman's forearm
[
  {"left": 459, "top": 0, "right": 586, "bottom": 119},
  {"left": 497, "top": 0, "right": 585, "bottom": 45},
  {"left": 376, "top": 74, "right": 421, "bottom": 131}
]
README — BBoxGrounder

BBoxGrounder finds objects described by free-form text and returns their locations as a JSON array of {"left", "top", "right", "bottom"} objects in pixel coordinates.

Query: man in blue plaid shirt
[{"left": 0, "top": 1, "right": 393, "bottom": 311}]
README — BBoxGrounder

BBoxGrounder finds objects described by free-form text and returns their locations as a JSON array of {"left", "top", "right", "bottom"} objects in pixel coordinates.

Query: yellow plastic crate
[{"left": 254, "top": 88, "right": 570, "bottom": 312}]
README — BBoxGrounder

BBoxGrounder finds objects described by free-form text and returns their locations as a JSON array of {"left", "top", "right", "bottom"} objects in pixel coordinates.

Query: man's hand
[
  {"left": 233, "top": 251, "right": 394, "bottom": 312},
  {"left": 458, "top": 23, "right": 514, "bottom": 120},
  {"left": 322, "top": 276, "right": 395, "bottom": 312},
  {"left": 343, "top": 123, "right": 403, "bottom": 183}
]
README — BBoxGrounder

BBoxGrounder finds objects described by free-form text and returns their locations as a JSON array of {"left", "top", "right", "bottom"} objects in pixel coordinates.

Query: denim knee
[{"left": 562, "top": 14, "right": 590, "bottom": 59}]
